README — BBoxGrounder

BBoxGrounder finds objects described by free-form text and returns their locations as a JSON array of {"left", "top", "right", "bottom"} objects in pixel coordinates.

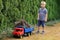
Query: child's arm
[
  {"left": 37, "top": 13, "right": 39, "bottom": 20},
  {"left": 45, "top": 13, "right": 48, "bottom": 22}
]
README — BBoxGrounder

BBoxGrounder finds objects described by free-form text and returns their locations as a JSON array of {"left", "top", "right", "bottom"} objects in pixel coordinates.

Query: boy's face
[{"left": 41, "top": 3, "right": 46, "bottom": 8}]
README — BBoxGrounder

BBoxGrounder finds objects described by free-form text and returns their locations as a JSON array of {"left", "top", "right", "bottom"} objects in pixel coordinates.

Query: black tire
[
  {"left": 13, "top": 35, "right": 16, "bottom": 37},
  {"left": 30, "top": 32, "right": 32, "bottom": 35},
  {"left": 20, "top": 35, "right": 23, "bottom": 39},
  {"left": 27, "top": 32, "right": 32, "bottom": 36},
  {"left": 26, "top": 33, "right": 29, "bottom": 36},
  {"left": 13, "top": 35, "right": 18, "bottom": 38}
]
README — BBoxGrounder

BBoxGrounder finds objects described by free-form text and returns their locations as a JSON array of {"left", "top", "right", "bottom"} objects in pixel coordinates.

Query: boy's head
[{"left": 40, "top": 1, "right": 46, "bottom": 8}]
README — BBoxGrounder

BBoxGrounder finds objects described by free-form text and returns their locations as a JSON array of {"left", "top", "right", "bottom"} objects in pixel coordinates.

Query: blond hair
[{"left": 41, "top": 1, "right": 46, "bottom": 5}]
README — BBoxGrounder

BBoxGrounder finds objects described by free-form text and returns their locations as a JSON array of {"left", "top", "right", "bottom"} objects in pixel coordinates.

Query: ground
[{"left": 4, "top": 23, "right": 60, "bottom": 40}]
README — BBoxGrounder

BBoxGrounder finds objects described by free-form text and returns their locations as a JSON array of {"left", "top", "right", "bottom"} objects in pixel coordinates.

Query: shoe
[{"left": 41, "top": 31, "right": 45, "bottom": 34}]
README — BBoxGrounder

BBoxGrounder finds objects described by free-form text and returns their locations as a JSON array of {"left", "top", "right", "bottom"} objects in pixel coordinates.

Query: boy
[{"left": 37, "top": 1, "right": 48, "bottom": 34}]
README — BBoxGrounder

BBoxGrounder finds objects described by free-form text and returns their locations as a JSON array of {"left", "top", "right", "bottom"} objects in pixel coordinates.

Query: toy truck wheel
[
  {"left": 13, "top": 35, "right": 16, "bottom": 37},
  {"left": 20, "top": 36, "right": 23, "bottom": 39},
  {"left": 17, "top": 35, "right": 23, "bottom": 38},
  {"left": 26, "top": 33, "right": 29, "bottom": 36},
  {"left": 13, "top": 35, "right": 19, "bottom": 38},
  {"left": 28, "top": 33, "right": 30, "bottom": 36},
  {"left": 25, "top": 33, "right": 29, "bottom": 36},
  {"left": 28, "top": 32, "right": 31, "bottom": 36},
  {"left": 26, "top": 32, "right": 32, "bottom": 36},
  {"left": 30, "top": 32, "right": 32, "bottom": 35}
]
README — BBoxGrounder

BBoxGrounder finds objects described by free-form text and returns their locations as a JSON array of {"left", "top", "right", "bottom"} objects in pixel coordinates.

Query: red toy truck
[{"left": 12, "top": 28, "right": 24, "bottom": 38}]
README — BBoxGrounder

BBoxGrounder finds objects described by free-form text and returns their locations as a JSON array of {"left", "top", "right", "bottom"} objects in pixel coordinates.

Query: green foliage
[
  {"left": 0, "top": 0, "right": 3, "bottom": 12},
  {"left": 46, "top": 0, "right": 59, "bottom": 20}
]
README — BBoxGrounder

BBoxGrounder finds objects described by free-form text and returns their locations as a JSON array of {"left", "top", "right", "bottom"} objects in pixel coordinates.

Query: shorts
[{"left": 37, "top": 20, "right": 45, "bottom": 27}]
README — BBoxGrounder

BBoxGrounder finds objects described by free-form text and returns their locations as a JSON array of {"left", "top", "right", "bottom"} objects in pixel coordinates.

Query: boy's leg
[
  {"left": 41, "top": 21, "right": 45, "bottom": 34},
  {"left": 36, "top": 20, "right": 41, "bottom": 33}
]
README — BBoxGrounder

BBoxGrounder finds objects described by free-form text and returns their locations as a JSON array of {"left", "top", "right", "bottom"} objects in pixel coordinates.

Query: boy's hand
[
  {"left": 37, "top": 18, "right": 39, "bottom": 20},
  {"left": 37, "top": 13, "right": 39, "bottom": 20},
  {"left": 45, "top": 19, "right": 47, "bottom": 22}
]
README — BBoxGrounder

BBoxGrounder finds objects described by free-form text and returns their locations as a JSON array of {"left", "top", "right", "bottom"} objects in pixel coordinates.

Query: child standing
[{"left": 37, "top": 1, "right": 48, "bottom": 34}]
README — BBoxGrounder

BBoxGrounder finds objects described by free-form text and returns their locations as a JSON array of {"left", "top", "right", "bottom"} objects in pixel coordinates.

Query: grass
[
  {"left": 0, "top": 27, "right": 13, "bottom": 40},
  {"left": 46, "top": 20, "right": 60, "bottom": 26}
]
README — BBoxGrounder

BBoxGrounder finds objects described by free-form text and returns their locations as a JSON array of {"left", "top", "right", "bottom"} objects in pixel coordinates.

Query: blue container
[{"left": 24, "top": 27, "right": 34, "bottom": 33}]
